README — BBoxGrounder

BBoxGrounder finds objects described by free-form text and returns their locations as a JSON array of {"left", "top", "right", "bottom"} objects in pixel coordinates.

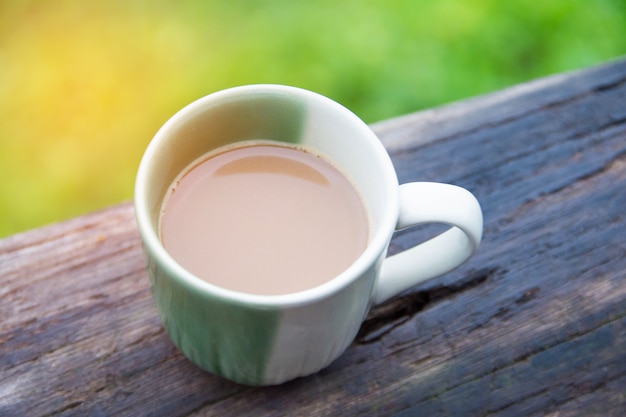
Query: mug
[{"left": 134, "top": 85, "right": 483, "bottom": 386}]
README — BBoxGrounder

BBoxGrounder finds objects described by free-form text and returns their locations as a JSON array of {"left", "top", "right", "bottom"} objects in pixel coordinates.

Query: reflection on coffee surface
[{"left": 159, "top": 142, "right": 369, "bottom": 295}]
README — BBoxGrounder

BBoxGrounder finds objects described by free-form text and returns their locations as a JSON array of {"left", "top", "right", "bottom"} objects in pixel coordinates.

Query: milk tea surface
[{"left": 159, "top": 142, "right": 369, "bottom": 295}]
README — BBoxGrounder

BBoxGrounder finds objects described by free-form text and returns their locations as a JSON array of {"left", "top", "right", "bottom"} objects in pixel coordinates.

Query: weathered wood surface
[{"left": 2, "top": 58, "right": 626, "bottom": 416}]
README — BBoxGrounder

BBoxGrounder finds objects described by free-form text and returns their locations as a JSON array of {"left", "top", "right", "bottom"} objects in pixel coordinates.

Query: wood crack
[
  {"left": 355, "top": 268, "right": 501, "bottom": 344},
  {"left": 41, "top": 400, "right": 84, "bottom": 417}
]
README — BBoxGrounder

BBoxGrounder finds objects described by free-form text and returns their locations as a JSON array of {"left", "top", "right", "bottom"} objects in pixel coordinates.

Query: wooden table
[{"left": 2, "top": 58, "right": 625, "bottom": 416}]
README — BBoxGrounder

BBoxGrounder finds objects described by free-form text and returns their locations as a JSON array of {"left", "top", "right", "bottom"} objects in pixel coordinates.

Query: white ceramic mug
[{"left": 134, "top": 85, "right": 483, "bottom": 385}]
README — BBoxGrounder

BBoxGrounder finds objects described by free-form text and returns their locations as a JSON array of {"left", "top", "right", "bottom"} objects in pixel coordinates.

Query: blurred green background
[{"left": 1, "top": 0, "right": 625, "bottom": 237}]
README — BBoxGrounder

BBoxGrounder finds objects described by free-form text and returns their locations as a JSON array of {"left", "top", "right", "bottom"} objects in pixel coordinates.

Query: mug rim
[{"left": 135, "top": 84, "right": 399, "bottom": 308}]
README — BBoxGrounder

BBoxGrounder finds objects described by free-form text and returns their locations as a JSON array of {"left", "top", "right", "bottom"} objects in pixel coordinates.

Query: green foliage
[{"left": 0, "top": 0, "right": 625, "bottom": 236}]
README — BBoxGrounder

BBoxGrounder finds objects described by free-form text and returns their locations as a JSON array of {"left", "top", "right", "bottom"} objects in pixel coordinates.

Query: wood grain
[{"left": 1, "top": 58, "right": 625, "bottom": 416}]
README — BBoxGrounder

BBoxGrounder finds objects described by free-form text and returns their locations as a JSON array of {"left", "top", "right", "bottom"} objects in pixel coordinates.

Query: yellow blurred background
[{"left": 1, "top": 0, "right": 625, "bottom": 237}]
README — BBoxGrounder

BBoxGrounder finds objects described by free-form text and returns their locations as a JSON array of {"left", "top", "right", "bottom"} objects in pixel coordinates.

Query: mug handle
[{"left": 373, "top": 182, "right": 483, "bottom": 305}]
